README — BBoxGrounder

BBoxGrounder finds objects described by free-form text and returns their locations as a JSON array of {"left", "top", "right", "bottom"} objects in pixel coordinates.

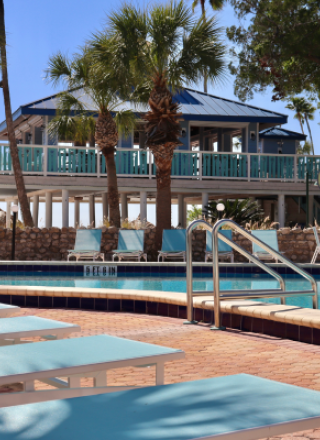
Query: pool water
[{"left": 1, "top": 274, "right": 319, "bottom": 309}]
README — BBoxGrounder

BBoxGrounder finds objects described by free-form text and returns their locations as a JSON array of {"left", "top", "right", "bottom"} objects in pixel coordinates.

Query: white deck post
[
  {"left": 140, "top": 191, "right": 147, "bottom": 222},
  {"left": 202, "top": 193, "right": 209, "bottom": 220},
  {"left": 278, "top": 194, "right": 285, "bottom": 228},
  {"left": 45, "top": 192, "right": 52, "bottom": 228},
  {"left": 33, "top": 195, "right": 39, "bottom": 227},
  {"left": 89, "top": 195, "right": 95, "bottom": 227},
  {"left": 74, "top": 197, "right": 80, "bottom": 228},
  {"left": 62, "top": 190, "right": 69, "bottom": 228},
  {"left": 121, "top": 193, "right": 128, "bottom": 222},
  {"left": 178, "top": 194, "right": 185, "bottom": 227},
  {"left": 102, "top": 193, "right": 109, "bottom": 223},
  {"left": 6, "top": 201, "right": 11, "bottom": 229}
]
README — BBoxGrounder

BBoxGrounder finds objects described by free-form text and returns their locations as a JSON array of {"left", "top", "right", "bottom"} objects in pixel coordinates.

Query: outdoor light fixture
[
  {"left": 216, "top": 203, "right": 225, "bottom": 220},
  {"left": 11, "top": 205, "right": 18, "bottom": 261}
]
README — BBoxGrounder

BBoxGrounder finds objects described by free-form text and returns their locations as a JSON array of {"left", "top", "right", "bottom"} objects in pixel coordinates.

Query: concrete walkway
[{"left": 2, "top": 307, "right": 320, "bottom": 440}]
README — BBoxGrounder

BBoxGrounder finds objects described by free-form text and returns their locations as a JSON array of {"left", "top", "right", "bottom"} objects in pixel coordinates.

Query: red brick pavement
[{"left": 3, "top": 307, "right": 320, "bottom": 440}]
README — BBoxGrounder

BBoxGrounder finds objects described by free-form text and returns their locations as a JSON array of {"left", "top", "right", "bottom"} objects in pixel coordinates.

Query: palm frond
[
  {"left": 45, "top": 52, "right": 72, "bottom": 86},
  {"left": 114, "top": 110, "right": 139, "bottom": 138}
]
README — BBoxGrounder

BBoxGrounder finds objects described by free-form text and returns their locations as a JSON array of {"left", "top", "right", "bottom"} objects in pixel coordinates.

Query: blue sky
[{"left": 1, "top": 0, "right": 319, "bottom": 227}]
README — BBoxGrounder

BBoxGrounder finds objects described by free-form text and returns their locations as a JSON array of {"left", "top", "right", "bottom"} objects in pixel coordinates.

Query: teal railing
[{"left": 0, "top": 144, "right": 319, "bottom": 182}]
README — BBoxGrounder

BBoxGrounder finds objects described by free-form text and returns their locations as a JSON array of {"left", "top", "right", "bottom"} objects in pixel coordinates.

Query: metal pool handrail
[{"left": 186, "top": 219, "right": 318, "bottom": 328}]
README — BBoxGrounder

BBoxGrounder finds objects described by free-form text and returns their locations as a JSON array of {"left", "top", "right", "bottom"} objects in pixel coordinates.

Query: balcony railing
[{"left": 0, "top": 144, "right": 319, "bottom": 182}]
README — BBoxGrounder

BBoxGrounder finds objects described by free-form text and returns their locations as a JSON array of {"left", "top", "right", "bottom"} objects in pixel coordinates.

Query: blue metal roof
[
  {"left": 0, "top": 87, "right": 288, "bottom": 133},
  {"left": 259, "top": 127, "right": 306, "bottom": 140}
]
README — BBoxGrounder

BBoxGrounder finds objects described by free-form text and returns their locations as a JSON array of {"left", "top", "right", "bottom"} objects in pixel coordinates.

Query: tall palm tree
[
  {"left": 303, "top": 101, "right": 316, "bottom": 155},
  {"left": 0, "top": 0, "right": 33, "bottom": 227},
  {"left": 286, "top": 97, "right": 316, "bottom": 155},
  {"left": 108, "top": 1, "right": 226, "bottom": 248},
  {"left": 46, "top": 48, "right": 140, "bottom": 227},
  {"left": 192, "top": 0, "right": 225, "bottom": 92},
  {"left": 286, "top": 97, "right": 306, "bottom": 134}
]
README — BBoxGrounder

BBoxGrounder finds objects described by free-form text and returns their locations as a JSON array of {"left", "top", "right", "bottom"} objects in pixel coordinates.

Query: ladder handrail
[{"left": 186, "top": 219, "right": 318, "bottom": 327}]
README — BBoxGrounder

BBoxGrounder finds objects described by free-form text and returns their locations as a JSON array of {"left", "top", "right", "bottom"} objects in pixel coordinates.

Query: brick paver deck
[{"left": 3, "top": 307, "right": 320, "bottom": 440}]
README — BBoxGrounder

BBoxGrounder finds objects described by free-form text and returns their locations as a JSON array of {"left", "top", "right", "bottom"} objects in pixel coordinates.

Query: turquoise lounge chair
[
  {"left": 0, "top": 316, "right": 80, "bottom": 346},
  {"left": 205, "top": 230, "right": 234, "bottom": 262},
  {"left": 112, "top": 230, "right": 147, "bottom": 262},
  {"left": 251, "top": 229, "right": 282, "bottom": 262},
  {"left": 2, "top": 374, "right": 320, "bottom": 439},
  {"left": 67, "top": 229, "right": 104, "bottom": 262},
  {"left": 0, "top": 334, "right": 184, "bottom": 407},
  {"left": 158, "top": 229, "right": 186, "bottom": 262}
]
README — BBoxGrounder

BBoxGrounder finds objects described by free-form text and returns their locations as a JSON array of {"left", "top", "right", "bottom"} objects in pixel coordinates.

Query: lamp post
[
  {"left": 216, "top": 203, "right": 225, "bottom": 220},
  {"left": 11, "top": 205, "right": 18, "bottom": 261},
  {"left": 306, "top": 171, "right": 310, "bottom": 227}
]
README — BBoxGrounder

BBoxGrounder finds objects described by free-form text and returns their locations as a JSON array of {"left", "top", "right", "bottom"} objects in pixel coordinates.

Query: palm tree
[
  {"left": 108, "top": 1, "right": 226, "bottom": 248},
  {"left": 206, "top": 198, "right": 264, "bottom": 225},
  {"left": 46, "top": 48, "right": 140, "bottom": 228},
  {"left": 286, "top": 97, "right": 316, "bottom": 154},
  {"left": 0, "top": 0, "right": 33, "bottom": 227},
  {"left": 192, "top": 0, "right": 225, "bottom": 92}
]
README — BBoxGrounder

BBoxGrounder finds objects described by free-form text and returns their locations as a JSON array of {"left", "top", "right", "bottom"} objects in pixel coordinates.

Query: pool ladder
[{"left": 186, "top": 219, "right": 318, "bottom": 329}]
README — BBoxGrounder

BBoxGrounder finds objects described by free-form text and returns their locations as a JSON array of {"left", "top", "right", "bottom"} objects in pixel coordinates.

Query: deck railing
[{"left": 0, "top": 144, "right": 319, "bottom": 182}]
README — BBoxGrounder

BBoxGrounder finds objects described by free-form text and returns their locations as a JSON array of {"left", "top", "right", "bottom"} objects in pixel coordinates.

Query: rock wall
[{"left": 0, "top": 226, "right": 318, "bottom": 263}]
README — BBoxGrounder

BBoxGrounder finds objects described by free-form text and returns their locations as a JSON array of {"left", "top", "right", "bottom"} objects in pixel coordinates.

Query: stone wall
[{"left": 0, "top": 226, "right": 318, "bottom": 263}]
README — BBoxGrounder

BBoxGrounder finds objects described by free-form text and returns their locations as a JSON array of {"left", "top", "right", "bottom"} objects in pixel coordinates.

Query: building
[{"left": 0, "top": 88, "right": 318, "bottom": 228}]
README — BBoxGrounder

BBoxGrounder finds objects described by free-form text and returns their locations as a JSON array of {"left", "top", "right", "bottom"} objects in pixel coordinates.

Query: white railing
[{"left": 0, "top": 144, "right": 318, "bottom": 182}]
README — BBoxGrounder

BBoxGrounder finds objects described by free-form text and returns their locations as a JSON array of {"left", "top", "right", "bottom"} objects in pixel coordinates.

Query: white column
[
  {"left": 102, "top": 193, "right": 108, "bottom": 223},
  {"left": 202, "top": 193, "right": 209, "bottom": 219},
  {"left": 6, "top": 201, "right": 11, "bottom": 228},
  {"left": 278, "top": 194, "right": 285, "bottom": 228},
  {"left": 89, "top": 195, "right": 95, "bottom": 227},
  {"left": 33, "top": 195, "right": 39, "bottom": 227},
  {"left": 140, "top": 191, "right": 147, "bottom": 222},
  {"left": 62, "top": 190, "right": 69, "bottom": 228},
  {"left": 45, "top": 192, "right": 52, "bottom": 228},
  {"left": 178, "top": 194, "right": 184, "bottom": 227},
  {"left": 74, "top": 198, "right": 80, "bottom": 228},
  {"left": 121, "top": 193, "right": 128, "bottom": 222}
]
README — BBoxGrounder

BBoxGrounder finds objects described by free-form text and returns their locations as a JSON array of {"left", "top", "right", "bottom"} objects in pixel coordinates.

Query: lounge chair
[
  {"left": 112, "top": 230, "right": 147, "bottom": 262},
  {"left": 67, "top": 229, "right": 104, "bottom": 262},
  {"left": 2, "top": 374, "right": 320, "bottom": 439},
  {"left": 0, "top": 316, "right": 80, "bottom": 346},
  {"left": 0, "top": 334, "right": 184, "bottom": 407},
  {"left": 0, "top": 303, "right": 19, "bottom": 318},
  {"left": 205, "top": 229, "right": 234, "bottom": 262},
  {"left": 158, "top": 229, "right": 186, "bottom": 262},
  {"left": 251, "top": 229, "right": 282, "bottom": 262},
  {"left": 311, "top": 227, "right": 320, "bottom": 263}
]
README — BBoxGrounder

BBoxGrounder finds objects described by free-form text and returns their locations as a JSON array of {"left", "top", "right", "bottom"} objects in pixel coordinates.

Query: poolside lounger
[
  {"left": 158, "top": 229, "right": 186, "bottom": 262},
  {"left": 205, "top": 229, "right": 234, "bottom": 262},
  {"left": 2, "top": 374, "right": 320, "bottom": 440},
  {"left": 0, "top": 334, "right": 184, "bottom": 407},
  {"left": 112, "top": 230, "right": 147, "bottom": 262},
  {"left": 0, "top": 316, "right": 80, "bottom": 346},
  {"left": 311, "top": 227, "right": 320, "bottom": 263},
  {"left": 67, "top": 229, "right": 104, "bottom": 262},
  {"left": 252, "top": 229, "right": 282, "bottom": 262},
  {"left": 0, "top": 303, "right": 19, "bottom": 318}
]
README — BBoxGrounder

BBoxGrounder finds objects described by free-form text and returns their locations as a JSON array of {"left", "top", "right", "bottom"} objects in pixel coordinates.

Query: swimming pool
[{"left": 1, "top": 274, "right": 318, "bottom": 309}]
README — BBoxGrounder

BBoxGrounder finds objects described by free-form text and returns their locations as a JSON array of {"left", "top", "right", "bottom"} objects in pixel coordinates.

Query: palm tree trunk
[
  {"left": 305, "top": 115, "right": 315, "bottom": 155},
  {"left": 298, "top": 115, "right": 305, "bottom": 135},
  {"left": 103, "top": 149, "right": 120, "bottom": 228},
  {"left": 152, "top": 145, "right": 175, "bottom": 249},
  {"left": 0, "top": 0, "right": 33, "bottom": 227},
  {"left": 95, "top": 111, "right": 120, "bottom": 228}
]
